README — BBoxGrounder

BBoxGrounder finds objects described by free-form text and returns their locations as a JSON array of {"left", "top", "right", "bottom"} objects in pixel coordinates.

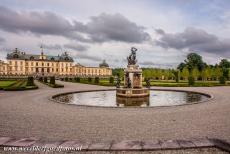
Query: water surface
[{"left": 54, "top": 90, "right": 210, "bottom": 107}]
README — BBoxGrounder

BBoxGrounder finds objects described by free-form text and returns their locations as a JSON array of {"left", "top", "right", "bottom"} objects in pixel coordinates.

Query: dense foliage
[
  {"left": 112, "top": 53, "right": 230, "bottom": 84},
  {"left": 109, "top": 76, "right": 114, "bottom": 84}
]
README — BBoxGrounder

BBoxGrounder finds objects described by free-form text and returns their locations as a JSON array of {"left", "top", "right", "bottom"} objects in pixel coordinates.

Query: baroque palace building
[{"left": 0, "top": 48, "right": 112, "bottom": 77}]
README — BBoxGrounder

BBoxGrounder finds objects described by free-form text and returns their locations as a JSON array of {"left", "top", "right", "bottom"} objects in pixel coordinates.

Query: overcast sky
[{"left": 0, "top": 0, "right": 230, "bottom": 68}]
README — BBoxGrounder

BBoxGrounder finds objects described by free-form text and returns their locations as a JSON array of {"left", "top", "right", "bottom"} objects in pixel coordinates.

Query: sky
[{"left": 0, "top": 0, "right": 230, "bottom": 68}]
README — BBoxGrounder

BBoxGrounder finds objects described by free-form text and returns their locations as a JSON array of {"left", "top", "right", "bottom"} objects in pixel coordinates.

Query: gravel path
[{"left": 0, "top": 81, "right": 229, "bottom": 143}]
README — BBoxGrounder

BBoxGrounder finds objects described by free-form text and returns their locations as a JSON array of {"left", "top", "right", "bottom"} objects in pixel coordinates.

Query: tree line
[{"left": 112, "top": 53, "right": 230, "bottom": 85}]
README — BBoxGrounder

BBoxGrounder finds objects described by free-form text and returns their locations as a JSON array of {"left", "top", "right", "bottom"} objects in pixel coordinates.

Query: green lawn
[
  {"left": 0, "top": 80, "right": 17, "bottom": 89},
  {"left": 0, "top": 80, "right": 38, "bottom": 91}
]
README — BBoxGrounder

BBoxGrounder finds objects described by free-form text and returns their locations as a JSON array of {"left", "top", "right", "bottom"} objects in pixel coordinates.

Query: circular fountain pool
[{"left": 53, "top": 90, "right": 211, "bottom": 107}]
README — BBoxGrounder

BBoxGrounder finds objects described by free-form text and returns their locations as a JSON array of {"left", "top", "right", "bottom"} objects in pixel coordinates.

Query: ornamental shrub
[
  {"left": 39, "top": 77, "right": 43, "bottom": 82},
  {"left": 65, "top": 77, "right": 68, "bottom": 81},
  {"left": 27, "top": 76, "right": 34, "bottom": 86},
  {"left": 109, "top": 77, "right": 114, "bottom": 84},
  {"left": 88, "top": 77, "right": 92, "bottom": 82},
  {"left": 76, "top": 77, "right": 80, "bottom": 82},
  {"left": 50, "top": 76, "right": 55, "bottom": 85},
  {"left": 44, "top": 77, "right": 48, "bottom": 83},
  {"left": 94, "top": 77, "right": 99, "bottom": 84}
]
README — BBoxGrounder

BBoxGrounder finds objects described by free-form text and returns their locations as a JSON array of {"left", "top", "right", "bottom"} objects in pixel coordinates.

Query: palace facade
[{"left": 0, "top": 48, "right": 112, "bottom": 77}]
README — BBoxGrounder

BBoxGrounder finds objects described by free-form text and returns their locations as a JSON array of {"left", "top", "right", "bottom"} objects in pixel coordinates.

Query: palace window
[{"left": 13, "top": 54, "right": 19, "bottom": 58}]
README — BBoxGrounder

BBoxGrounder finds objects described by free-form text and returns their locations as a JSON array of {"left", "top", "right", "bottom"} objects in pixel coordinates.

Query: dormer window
[
  {"left": 65, "top": 57, "right": 69, "bottom": 61},
  {"left": 13, "top": 54, "right": 19, "bottom": 59},
  {"left": 51, "top": 57, "right": 55, "bottom": 60},
  {"left": 30, "top": 56, "right": 34, "bottom": 60}
]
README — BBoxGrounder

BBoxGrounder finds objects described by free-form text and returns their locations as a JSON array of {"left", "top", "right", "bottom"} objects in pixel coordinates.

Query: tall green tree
[
  {"left": 185, "top": 53, "right": 205, "bottom": 74},
  {"left": 219, "top": 59, "right": 230, "bottom": 69},
  {"left": 177, "top": 62, "right": 186, "bottom": 72}
]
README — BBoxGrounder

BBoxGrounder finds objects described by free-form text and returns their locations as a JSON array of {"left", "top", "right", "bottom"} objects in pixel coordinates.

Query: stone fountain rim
[{"left": 50, "top": 88, "right": 214, "bottom": 109}]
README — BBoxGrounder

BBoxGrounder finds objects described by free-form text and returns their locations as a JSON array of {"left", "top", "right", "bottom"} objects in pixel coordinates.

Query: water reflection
[
  {"left": 54, "top": 90, "right": 209, "bottom": 107},
  {"left": 116, "top": 96, "right": 150, "bottom": 107}
]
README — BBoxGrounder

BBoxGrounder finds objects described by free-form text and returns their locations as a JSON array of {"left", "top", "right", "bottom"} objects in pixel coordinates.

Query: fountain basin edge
[{"left": 50, "top": 88, "right": 213, "bottom": 108}]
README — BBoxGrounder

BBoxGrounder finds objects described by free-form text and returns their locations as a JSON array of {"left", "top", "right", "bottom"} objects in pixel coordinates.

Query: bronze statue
[{"left": 127, "top": 47, "right": 137, "bottom": 65}]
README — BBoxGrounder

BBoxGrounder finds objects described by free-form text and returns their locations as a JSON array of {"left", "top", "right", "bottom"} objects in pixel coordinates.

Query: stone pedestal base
[{"left": 116, "top": 88, "right": 150, "bottom": 98}]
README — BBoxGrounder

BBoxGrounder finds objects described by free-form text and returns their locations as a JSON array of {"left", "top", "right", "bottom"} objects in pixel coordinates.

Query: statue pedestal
[{"left": 124, "top": 65, "right": 142, "bottom": 88}]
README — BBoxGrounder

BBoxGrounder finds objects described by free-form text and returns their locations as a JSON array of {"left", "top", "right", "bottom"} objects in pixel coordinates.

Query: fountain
[
  {"left": 116, "top": 47, "right": 150, "bottom": 101},
  {"left": 53, "top": 47, "right": 211, "bottom": 107}
]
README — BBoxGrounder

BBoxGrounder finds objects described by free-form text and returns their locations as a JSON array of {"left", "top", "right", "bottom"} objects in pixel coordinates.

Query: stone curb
[{"left": 0, "top": 137, "right": 229, "bottom": 152}]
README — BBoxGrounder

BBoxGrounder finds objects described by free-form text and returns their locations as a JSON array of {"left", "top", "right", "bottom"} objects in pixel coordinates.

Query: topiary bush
[
  {"left": 88, "top": 77, "right": 92, "bottom": 82},
  {"left": 65, "top": 77, "right": 68, "bottom": 81},
  {"left": 76, "top": 77, "right": 80, "bottom": 82},
  {"left": 188, "top": 76, "right": 195, "bottom": 86},
  {"left": 26, "top": 76, "right": 34, "bottom": 86},
  {"left": 94, "top": 77, "right": 99, "bottom": 84},
  {"left": 219, "top": 76, "right": 226, "bottom": 84},
  {"left": 44, "top": 77, "right": 48, "bottom": 83},
  {"left": 39, "top": 77, "right": 43, "bottom": 82},
  {"left": 50, "top": 76, "right": 55, "bottom": 85},
  {"left": 109, "top": 76, "right": 114, "bottom": 84}
]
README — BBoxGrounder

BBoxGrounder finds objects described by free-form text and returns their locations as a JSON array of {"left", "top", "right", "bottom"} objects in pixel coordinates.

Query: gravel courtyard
[{"left": 0, "top": 80, "right": 229, "bottom": 143}]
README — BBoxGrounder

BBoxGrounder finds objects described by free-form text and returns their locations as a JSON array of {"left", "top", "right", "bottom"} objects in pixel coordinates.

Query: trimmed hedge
[
  {"left": 75, "top": 77, "right": 80, "bottom": 82},
  {"left": 44, "top": 77, "right": 48, "bottom": 83},
  {"left": 50, "top": 76, "right": 55, "bottom": 85},
  {"left": 27, "top": 76, "right": 35, "bottom": 86},
  {"left": 109, "top": 77, "right": 114, "bottom": 84},
  {"left": 94, "top": 77, "right": 99, "bottom": 84},
  {"left": 88, "top": 77, "right": 92, "bottom": 82}
]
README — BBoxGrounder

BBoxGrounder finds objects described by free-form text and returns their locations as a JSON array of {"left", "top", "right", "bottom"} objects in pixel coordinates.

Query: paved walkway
[{"left": 0, "top": 81, "right": 230, "bottom": 143}]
